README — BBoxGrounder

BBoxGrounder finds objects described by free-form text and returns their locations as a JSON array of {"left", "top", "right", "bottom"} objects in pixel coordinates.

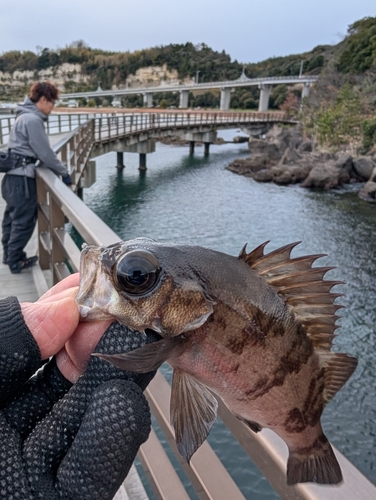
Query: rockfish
[{"left": 75, "top": 238, "right": 357, "bottom": 485}]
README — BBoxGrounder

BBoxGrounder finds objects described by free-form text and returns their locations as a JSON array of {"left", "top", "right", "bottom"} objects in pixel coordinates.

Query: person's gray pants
[{"left": 1, "top": 174, "right": 37, "bottom": 265}]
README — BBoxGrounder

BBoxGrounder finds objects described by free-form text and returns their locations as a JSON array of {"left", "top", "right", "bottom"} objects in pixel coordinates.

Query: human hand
[
  {"left": 1, "top": 315, "right": 158, "bottom": 499},
  {"left": 62, "top": 173, "right": 73, "bottom": 186},
  {"left": 21, "top": 273, "right": 114, "bottom": 382}
]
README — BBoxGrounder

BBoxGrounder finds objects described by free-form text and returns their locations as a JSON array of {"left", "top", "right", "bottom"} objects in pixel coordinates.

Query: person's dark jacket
[{"left": 7, "top": 97, "right": 69, "bottom": 179}]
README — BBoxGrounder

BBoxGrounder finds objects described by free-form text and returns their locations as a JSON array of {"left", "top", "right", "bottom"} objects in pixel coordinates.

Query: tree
[
  {"left": 337, "top": 16, "right": 376, "bottom": 73},
  {"left": 279, "top": 93, "right": 300, "bottom": 116}
]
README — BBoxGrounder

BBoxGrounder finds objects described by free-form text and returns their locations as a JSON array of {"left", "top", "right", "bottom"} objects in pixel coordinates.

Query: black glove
[
  {"left": 0, "top": 322, "right": 159, "bottom": 500},
  {"left": 62, "top": 174, "right": 72, "bottom": 186}
]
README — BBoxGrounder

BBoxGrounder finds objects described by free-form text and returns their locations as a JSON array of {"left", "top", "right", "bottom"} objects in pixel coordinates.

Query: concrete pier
[
  {"left": 118, "top": 139, "right": 156, "bottom": 170},
  {"left": 258, "top": 84, "right": 271, "bottom": 112},
  {"left": 302, "top": 82, "right": 310, "bottom": 99},
  {"left": 179, "top": 90, "right": 189, "bottom": 108},
  {"left": 116, "top": 151, "right": 125, "bottom": 169},
  {"left": 139, "top": 153, "right": 147, "bottom": 170},
  {"left": 189, "top": 141, "right": 195, "bottom": 155},
  {"left": 204, "top": 142, "right": 210, "bottom": 155},
  {"left": 220, "top": 88, "right": 231, "bottom": 111},
  {"left": 143, "top": 92, "right": 153, "bottom": 108}
]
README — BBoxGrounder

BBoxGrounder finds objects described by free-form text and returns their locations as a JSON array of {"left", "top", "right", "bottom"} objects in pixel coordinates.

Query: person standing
[{"left": 1, "top": 80, "right": 72, "bottom": 274}]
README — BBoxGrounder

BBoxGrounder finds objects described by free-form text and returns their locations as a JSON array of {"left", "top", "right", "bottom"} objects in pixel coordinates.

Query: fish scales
[{"left": 75, "top": 237, "right": 357, "bottom": 486}]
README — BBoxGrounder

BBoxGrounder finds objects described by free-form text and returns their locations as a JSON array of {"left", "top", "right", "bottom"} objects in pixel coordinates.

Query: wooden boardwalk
[{"left": 0, "top": 133, "right": 68, "bottom": 302}]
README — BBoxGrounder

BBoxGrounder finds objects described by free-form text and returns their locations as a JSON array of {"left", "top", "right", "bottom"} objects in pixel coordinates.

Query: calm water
[{"left": 82, "top": 131, "right": 376, "bottom": 499}]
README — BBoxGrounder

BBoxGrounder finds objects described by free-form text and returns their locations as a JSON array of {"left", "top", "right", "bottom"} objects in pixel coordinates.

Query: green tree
[
  {"left": 337, "top": 16, "right": 376, "bottom": 73},
  {"left": 314, "top": 83, "right": 362, "bottom": 146}
]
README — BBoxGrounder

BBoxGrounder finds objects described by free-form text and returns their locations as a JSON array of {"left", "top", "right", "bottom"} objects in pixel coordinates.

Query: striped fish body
[{"left": 75, "top": 238, "right": 357, "bottom": 485}]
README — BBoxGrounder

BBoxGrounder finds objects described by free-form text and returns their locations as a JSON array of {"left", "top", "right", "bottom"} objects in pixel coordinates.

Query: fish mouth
[{"left": 75, "top": 243, "right": 116, "bottom": 322}]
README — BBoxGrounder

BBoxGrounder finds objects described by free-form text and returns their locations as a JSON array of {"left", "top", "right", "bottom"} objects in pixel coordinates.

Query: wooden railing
[
  {"left": 0, "top": 110, "right": 296, "bottom": 148},
  {"left": 32, "top": 113, "right": 376, "bottom": 500}
]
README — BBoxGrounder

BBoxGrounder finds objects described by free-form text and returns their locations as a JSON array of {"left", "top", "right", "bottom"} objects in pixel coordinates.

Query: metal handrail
[{"left": 33, "top": 112, "right": 376, "bottom": 500}]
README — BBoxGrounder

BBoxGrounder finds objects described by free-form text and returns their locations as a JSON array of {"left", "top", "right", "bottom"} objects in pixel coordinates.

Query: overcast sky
[{"left": 1, "top": 0, "right": 375, "bottom": 64}]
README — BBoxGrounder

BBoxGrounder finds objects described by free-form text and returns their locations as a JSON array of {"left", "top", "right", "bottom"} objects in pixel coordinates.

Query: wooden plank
[
  {"left": 145, "top": 371, "right": 245, "bottom": 500},
  {"left": 138, "top": 428, "right": 190, "bottom": 500}
]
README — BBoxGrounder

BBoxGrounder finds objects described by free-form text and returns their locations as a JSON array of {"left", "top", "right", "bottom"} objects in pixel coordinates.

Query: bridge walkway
[{"left": 0, "top": 133, "right": 68, "bottom": 301}]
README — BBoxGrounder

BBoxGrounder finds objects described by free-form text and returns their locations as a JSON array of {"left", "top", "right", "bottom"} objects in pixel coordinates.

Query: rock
[
  {"left": 226, "top": 157, "right": 268, "bottom": 176},
  {"left": 265, "top": 125, "right": 304, "bottom": 149},
  {"left": 252, "top": 169, "right": 273, "bottom": 182},
  {"left": 335, "top": 152, "right": 353, "bottom": 184},
  {"left": 279, "top": 147, "right": 302, "bottom": 165},
  {"left": 352, "top": 156, "right": 375, "bottom": 181},
  {"left": 271, "top": 163, "right": 311, "bottom": 184},
  {"left": 233, "top": 135, "right": 249, "bottom": 143},
  {"left": 359, "top": 167, "right": 376, "bottom": 203},
  {"left": 301, "top": 153, "right": 353, "bottom": 190},
  {"left": 248, "top": 138, "right": 283, "bottom": 162},
  {"left": 298, "top": 140, "right": 313, "bottom": 153}
]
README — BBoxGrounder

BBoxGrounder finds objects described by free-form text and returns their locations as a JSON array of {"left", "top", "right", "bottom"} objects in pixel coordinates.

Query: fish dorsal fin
[
  {"left": 239, "top": 242, "right": 343, "bottom": 350},
  {"left": 171, "top": 369, "right": 218, "bottom": 463},
  {"left": 319, "top": 352, "right": 358, "bottom": 404}
]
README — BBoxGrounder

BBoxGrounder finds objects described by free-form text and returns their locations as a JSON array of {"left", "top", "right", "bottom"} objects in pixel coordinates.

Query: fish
[{"left": 75, "top": 237, "right": 357, "bottom": 485}]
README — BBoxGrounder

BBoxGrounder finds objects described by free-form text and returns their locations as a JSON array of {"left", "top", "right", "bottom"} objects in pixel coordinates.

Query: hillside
[{"left": 1, "top": 16, "right": 375, "bottom": 151}]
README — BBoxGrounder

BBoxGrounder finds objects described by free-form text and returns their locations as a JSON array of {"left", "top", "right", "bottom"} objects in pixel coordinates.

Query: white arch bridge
[{"left": 60, "top": 72, "right": 318, "bottom": 111}]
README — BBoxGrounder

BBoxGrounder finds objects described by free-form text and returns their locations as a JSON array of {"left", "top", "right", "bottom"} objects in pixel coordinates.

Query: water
[{"left": 82, "top": 130, "right": 376, "bottom": 498}]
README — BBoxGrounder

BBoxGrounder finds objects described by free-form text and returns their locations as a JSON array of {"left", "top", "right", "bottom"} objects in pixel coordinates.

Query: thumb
[{"left": 21, "top": 296, "right": 80, "bottom": 359}]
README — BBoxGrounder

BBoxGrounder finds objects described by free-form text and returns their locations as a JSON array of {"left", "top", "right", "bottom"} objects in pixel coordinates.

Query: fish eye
[{"left": 114, "top": 249, "right": 161, "bottom": 296}]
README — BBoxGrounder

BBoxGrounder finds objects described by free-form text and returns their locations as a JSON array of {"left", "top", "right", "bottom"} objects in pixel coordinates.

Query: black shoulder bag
[{"left": 0, "top": 149, "right": 14, "bottom": 173}]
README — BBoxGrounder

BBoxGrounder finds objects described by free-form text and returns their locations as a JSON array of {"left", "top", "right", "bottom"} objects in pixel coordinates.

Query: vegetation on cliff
[{"left": 1, "top": 16, "right": 375, "bottom": 152}]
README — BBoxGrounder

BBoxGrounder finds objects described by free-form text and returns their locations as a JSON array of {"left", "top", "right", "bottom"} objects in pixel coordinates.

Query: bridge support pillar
[
  {"left": 183, "top": 131, "right": 216, "bottom": 155},
  {"left": 112, "top": 95, "right": 122, "bottom": 107},
  {"left": 139, "top": 153, "right": 147, "bottom": 170},
  {"left": 118, "top": 139, "right": 156, "bottom": 170},
  {"left": 301, "top": 82, "right": 310, "bottom": 99},
  {"left": 220, "top": 88, "right": 231, "bottom": 111},
  {"left": 116, "top": 152, "right": 125, "bottom": 169},
  {"left": 258, "top": 84, "right": 271, "bottom": 112},
  {"left": 179, "top": 90, "right": 189, "bottom": 109},
  {"left": 143, "top": 92, "right": 153, "bottom": 108}
]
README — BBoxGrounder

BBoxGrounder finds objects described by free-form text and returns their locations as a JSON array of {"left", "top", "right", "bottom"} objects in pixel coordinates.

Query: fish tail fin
[{"left": 287, "top": 437, "right": 342, "bottom": 485}]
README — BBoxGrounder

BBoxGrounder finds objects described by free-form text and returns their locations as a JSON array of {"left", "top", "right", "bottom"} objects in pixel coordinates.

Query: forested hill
[
  {"left": 1, "top": 16, "right": 375, "bottom": 90},
  {"left": 1, "top": 15, "right": 375, "bottom": 137}
]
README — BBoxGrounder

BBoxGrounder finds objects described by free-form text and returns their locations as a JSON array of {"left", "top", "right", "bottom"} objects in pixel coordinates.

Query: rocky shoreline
[{"left": 226, "top": 126, "right": 376, "bottom": 203}]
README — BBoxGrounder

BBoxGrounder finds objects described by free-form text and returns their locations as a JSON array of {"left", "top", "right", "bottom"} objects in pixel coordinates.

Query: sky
[{"left": 0, "top": 0, "right": 375, "bottom": 64}]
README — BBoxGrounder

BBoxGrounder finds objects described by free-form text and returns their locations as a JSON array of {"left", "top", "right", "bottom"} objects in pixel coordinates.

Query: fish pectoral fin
[
  {"left": 93, "top": 335, "right": 188, "bottom": 373},
  {"left": 171, "top": 369, "right": 218, "bottom": 463},
  {"left": 235, "top": 415, "right": 262, "bottom": 433}
]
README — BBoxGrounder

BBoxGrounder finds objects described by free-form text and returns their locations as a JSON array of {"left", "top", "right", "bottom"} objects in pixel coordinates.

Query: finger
[
  {"left": 36, "top": 285, "right": 79, "bottom": 305},
  {"left": 56, "top": 380, "right": 151, "bottom": 500},
  {"left": 21, "top": 296, "right": 80, "bottom": 359},
  {"left": 38, "top": 273, "right": 80, "bottom": 301},
  {"left": 56, "top": 318, "right": 114, "bottom": 383}
]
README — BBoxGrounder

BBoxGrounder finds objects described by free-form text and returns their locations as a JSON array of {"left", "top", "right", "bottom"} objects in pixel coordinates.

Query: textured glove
[
  {"left": 62, "top": 174, "right": 72, "bottom": 186},
  {"left": 0, "top": 321, "right": 158, "bottom": 500}
]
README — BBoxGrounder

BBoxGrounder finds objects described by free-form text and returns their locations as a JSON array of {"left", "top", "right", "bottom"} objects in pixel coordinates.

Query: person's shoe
[{"left": 9, "top": 256, "right": 38, "bottom": 274}]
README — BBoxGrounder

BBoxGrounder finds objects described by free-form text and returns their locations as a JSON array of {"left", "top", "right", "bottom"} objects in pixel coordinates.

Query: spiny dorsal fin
[
  {"left": 239, "top": 242, "right": 343, "bottom": 350},
  {"left": 319, "top": 352, "right": 358, "bottom": 404}
]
